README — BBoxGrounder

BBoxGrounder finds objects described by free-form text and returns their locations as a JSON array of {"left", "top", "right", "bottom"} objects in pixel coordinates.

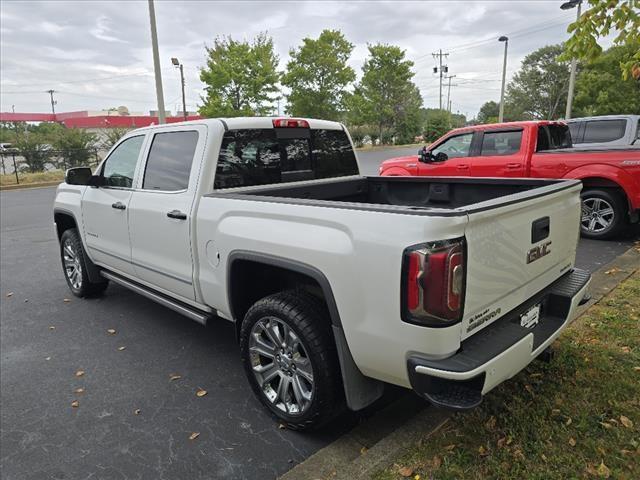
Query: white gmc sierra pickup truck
[{"left": 54, "top": 117, "right": 591, "bottom": 429}]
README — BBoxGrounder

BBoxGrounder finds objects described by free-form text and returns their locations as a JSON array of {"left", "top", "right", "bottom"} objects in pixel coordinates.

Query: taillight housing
[
  {"left": 401, "top": 238, "right": 466, "bottom": 327},
  {"left": 272, "top": 118, "right": 310, "bottom": 128}
]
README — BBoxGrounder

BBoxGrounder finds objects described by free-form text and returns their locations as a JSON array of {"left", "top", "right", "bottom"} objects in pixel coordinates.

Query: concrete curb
[
  {"left": 0, "top": 181, "right": 61, "bottom": 191},
  {"left": 279, "top": 244, "right": 640, "bottom": 480}
]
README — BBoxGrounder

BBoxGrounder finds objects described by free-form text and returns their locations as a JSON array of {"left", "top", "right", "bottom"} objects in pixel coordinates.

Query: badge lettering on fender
[{"left": 527, "top": 241, "right": 552, "bottom": 264}]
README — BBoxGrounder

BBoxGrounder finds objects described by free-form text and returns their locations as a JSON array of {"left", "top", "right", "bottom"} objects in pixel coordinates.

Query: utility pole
[
  {"left": 148, "top": 0, "right": 166, "bottom": 124},
  {"left": 561, "top": 0, "right": 583, "bottom": 119},
  {"left": 432, "top": 50, "right": 449, "bottom": 111},
  {"left": 46, "top": 90, "right": 57, "bottom": 115},
  {"left": 498, "top": 36, "right": 509, "bottom": 123},
  {"left": 446, "top": 75, "right": 456, "bottom": 113}
]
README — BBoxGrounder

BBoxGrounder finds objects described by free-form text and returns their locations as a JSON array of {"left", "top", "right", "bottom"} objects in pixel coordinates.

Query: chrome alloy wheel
[
  {"left": 581, "top": 197, "right": 615, "bottom": 233},
  {"left": 63, "top": 239, "right": 83, "bottom": 289},
  {"left": 249, "top": 317, "right": 314, "bottom": 415}
]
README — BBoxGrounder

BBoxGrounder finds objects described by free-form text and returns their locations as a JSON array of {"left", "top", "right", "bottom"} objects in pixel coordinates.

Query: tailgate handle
[{"left": 531, "top": 216, "right": 550, "bottom": 243}]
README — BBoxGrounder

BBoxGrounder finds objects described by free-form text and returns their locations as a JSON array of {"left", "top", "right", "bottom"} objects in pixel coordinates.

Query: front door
[
  {"left": 128, "top": 128, "right": 203, "bottom": 300},
  {"left": 417, "top": 132, "right": 474, "bottom": 176},
  {"left": 82, "top": 135, "right": 146, "bottom": 276}
]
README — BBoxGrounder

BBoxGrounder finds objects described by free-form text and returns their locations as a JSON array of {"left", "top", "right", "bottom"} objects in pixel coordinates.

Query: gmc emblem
[{"left": 527, "top": 241, "right": 552, "bottom": 264}]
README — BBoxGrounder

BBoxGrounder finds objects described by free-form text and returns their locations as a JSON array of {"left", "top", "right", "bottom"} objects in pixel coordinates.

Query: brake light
[
  {"left": 272, "top": 118, "right": 310, "bottom": 128},
  {"left": 402, "top": 239, "right": 466, "bottom": 326}
]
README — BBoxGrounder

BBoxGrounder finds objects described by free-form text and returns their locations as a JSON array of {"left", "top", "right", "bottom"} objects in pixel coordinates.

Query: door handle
[
  {"left": 167, "top": 210, "right": 187, "bottom": 220},
  {"left": 507, "top": 163, "right": 522, "bottom": 169},
  {"left": 457, "top": 164, "right": 469, "bottom": 170},
  {"left": 111, "top": 202, "right": 126, "bottom": 210}
]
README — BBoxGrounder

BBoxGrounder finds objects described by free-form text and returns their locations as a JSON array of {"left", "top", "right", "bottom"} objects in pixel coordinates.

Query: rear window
[
  {"left": 582, "top": 119, "right": 626, "bottom": 143},
  {"left": 143, "top": 131, "right": 199, "bottom": 191},
  {"left": 214, "top": 128, "right": 358, "bottom": 189},
  {"left": 537, "top": 124, "right": 572, "bottom": 151},
  {"left": 480, "top": 130, "right": 522, "bottom": 156}
]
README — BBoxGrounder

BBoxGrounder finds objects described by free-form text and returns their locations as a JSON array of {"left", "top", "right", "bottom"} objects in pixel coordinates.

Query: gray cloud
[{"left": 1, "top": 0, "right": 602, "bottom": 118}]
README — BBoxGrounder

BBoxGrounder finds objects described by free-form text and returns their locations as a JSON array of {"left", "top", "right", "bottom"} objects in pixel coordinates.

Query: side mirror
[
  {"left": 418, "top": 147, "right": 431, "bottom": 163},
  {"left": 434, "top": 152, "right": 448, "bottom": 162},
  {"left": 65, "top": 167, "right": 93, "bottom": 185}
]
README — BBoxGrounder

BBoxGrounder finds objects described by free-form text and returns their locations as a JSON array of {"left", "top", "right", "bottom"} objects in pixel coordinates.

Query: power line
[{"left": 432, "top": 50, "right": 449, "bottom": 110}]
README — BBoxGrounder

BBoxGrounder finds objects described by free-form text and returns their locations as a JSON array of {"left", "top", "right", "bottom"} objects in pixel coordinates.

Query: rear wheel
[
  {"left": 239, "top": 290, "right": 344, "bottom": 430},
  {"left": 60, "top": 228, "right": 109, "bottom": 297},
  {"left": 580, "top": 189, "right": 627, "bottom": 240}
]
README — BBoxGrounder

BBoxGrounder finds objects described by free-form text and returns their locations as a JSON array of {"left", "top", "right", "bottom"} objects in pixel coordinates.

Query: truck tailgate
[{"left": 461, "top": 180, "right": 582, "bottom": 340}]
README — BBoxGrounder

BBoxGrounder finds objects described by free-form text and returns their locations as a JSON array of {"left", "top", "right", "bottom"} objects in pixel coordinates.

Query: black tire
[
  {"left": 580, "top": 189, "right": 628, "bottom": 240},
  {"left": 60, "top": 228, "right": 109, "bottom": 297},
  {"left": 239, "top": 290, "right": 344, "bottom": 430}
]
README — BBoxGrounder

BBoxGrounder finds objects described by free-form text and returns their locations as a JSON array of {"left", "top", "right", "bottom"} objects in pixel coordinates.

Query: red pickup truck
[{"left": 380, "top": 121, "right": 640, "bottom": 239}]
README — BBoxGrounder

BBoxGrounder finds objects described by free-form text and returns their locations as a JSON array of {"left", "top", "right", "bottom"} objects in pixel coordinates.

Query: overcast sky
[{"left": 1, "top": 0, "right": 600, "bottom": 119}]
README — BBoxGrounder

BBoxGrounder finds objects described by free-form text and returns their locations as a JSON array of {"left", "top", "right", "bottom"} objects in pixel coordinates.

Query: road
[{"left": 1, "top": 149, "right": 637, "bottom": 480}]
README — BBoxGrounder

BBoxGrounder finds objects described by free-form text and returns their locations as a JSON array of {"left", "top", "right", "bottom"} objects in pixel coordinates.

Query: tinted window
[
  {"left": 214, "top": 128, "right": 358, "bottom": 189},
  {"left": 102, "top": 135, "right": 145, "bottom": 188},
  {"left": 537, "top": 124, "right": 572, "bottom": 151},
  {"left": 568, "top": 122, "right": 582, "bottom": 144},
  {"left": 583, "top": 119, "right": 626, "bottom": 143},
  {"left": 143, "top": 131, "right": 199, "bottom": 191},
  {"left": 480, "top": 130, "right": 522, "bottom": 156},
  {"left": 431, "top": 133, "right": 473, "bottom": 159}
]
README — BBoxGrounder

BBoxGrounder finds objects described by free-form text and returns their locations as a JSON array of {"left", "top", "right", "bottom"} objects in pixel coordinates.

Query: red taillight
[
  {"left": 272, "top": 118, "right": 310, "bottom": 128},
  {"left": 403, "top": 239, "right": 465, "bottom": 326}
]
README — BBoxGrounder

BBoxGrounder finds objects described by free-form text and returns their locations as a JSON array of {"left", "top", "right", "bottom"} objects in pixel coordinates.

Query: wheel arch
[
  {"left": 563, "top": 164, "right": 637, "bottom": 213},
  {"left": 53, "top": 208, "right": 78, "bottom": 240},
  {"left": 227, "top": 250, "right": 384, "bottom": 410}
]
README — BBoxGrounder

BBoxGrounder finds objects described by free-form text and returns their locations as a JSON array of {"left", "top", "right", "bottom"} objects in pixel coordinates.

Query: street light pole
[
  {"left": 171, "top": 57, "right": 187, "bottom": 120},
  {"left": 148, "top": 0, "right": 166, "bottom": 124},
  {"left": 561, "top": 0, "right": 582, "bottom": 119},
  {"left": 498, "top": 36, "right": 508, "bottom": 123}
]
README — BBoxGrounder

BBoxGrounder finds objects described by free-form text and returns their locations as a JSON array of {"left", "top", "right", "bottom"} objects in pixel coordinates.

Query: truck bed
[{"left": 208, "top": 176, "right": 578, "bottom": 215}]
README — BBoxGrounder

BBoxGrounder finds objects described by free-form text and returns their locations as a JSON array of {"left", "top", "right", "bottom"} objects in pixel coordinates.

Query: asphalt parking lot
[{"left": 1, "top": 149, "right": 638, "bottom": 480}]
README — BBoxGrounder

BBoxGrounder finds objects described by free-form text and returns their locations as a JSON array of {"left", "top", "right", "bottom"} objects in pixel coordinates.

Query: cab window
[
  {"left": 480, "top": 130, "right": 522, "bottom": 156},
  {"left": 101, "top": 135, "right": 145, "bottom": 188},
  {"left": 431, "top": 133, "right": 473, "bottom": 160},
  {"left": 142, "top": 131, "right": 199, "bottom": 191}
]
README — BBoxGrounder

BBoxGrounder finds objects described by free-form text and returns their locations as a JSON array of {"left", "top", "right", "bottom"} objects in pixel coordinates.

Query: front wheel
[
  {"left": 580, "top": 189, "right": 627, "bottom": 240},
  {"left": 60, "top": 228, "right": 109, "bottom": 297},
  {"left": 239, "top": 290, "right": 344, "bottom": 430}
]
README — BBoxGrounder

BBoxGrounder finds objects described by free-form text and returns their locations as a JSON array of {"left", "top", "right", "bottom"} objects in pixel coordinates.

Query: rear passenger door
[
  {"left": 469, "top": 129, "right": 525, "bottom": 177},
  {"left": 128, "top": 126, "right": 205, "bottom": 300}
]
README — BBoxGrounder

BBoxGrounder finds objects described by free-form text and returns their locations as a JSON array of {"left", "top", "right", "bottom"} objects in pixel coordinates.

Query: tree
[
  {"left": 102, "top": 127, "right": 131, "bottom": 150},
  {"left": 199, "top": 33, "right": 279, "bottom": 117},
  {"left": 563, "top": 0, "right": 640, "bottom": 80},
  {"left": 574, "top": 41, "right": 640, "bottom": 116},
  {"left": 54, "top": 128, "right": 98, "bottom": 169},
  {"left": 14, "top": 133, "right": 50, "bottom": 173},
  {"left": 348, "top": 44, "right": 423, "bottom": 143},
  {"left": 504, "top": 44, "right": 571, "bottom": 119},
  {"left": 477, "top": 101, "right": 500, "bottom": 123},
  {"left": 423, "top": 109, "right": 452, "bottom": 142},
  {"left": 282, "top": 30, "right": 356, "bottom": 121}
]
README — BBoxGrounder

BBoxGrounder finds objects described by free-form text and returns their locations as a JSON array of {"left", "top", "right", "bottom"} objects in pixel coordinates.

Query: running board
[{"left": 101, "top": 271, "right": 211, "bottom": 325}]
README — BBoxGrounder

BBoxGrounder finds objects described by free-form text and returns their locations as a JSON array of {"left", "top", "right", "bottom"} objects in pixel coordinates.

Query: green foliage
[
  {"left": 14, "top": 133, "right": 51, "bottom": 173},
  {"left": 505, "top": 44, "right": 571, "bottom": 119},
  {"left": 53, "top": 128, "right": 98, "bottom": 169},
  {"left": 199, "top": 33, "right": 279, "bottom": 117},
  {"left": 574, "top": 41, "right": 640, "bottom": 116},
  {"left": 282, "top": 30, "right": 356, "bottom": 121},
  {"left": 477, "top": 101, "right": 500, "bottom": 124},
  {"left": 347, "top": 125, "right": 367, "bottom": 148},
  {"left": 102, "top": 127, "right": 132, "bottom": 150},
  {"left": 348, "top": 44, "right": 423, "bottom": 144},
  {"left": 563, "top": 0, "right": 640, "bottom": 79},
  {"left": 423, "top": 109, "right": 452, "bottom": 142}
]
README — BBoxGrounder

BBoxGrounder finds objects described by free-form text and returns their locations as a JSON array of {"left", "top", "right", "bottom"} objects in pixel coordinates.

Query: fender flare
[
  {"left": 380, "top": 167, "right": 413, "bottom": 176},
  {"left": 563, "top": 164, "right": 639, "bottom": 210},
  {"left": 226, "top": 250, "right": 384, "bottom": 410}
]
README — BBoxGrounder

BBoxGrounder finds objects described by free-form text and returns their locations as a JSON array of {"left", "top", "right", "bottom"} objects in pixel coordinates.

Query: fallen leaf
[
  {"left": 196, "top": 388, "right": 207, "bottom": 397},
  {"left": 45, "top": 356, "right": 51, "bottom": 361},
  {"left": 360, "top": 446, "right": 368, "bottom": 455},
  {"left": 75, "top": 388, "right": 84, "bottom": 394},
  {"left": 621, "top": 346, "right": 631, "bottom": 353},
  {"left": 599, "top": 421, "right": 613, "bottom": 430},
  {"left": 118, "top": 346, "right": 126, "bottom": 351},
  {"left": 444, "top": 444, "right": 456, "bottom": 451},
  {"left": 71, "top": 400, "right": 79, "bottom": 408},
  {"left": 398, "top": 466, "right": 413, "bottom": 477},
  {"left": 597, "top": 461, "right": 611, "bottom": 478},
  {"left": 497, "top": 437, "right": 507, "bottom": 448},
  {"left": 620, "top": 415, "right": 633, "bottom": 428},
  {"left": 633, "top": 366, "right": 640, "bottom": 372},
  {"left": 485, "top": 416, "right": 496, "bottom": 430},
  {"left": 569, "top": 437, "right": 576, "bottom": 447},
  {"left": 107, "top": 328, "right": 116, "bottom": 335},
  {"left": 75, "top": 370, "right": 85, "bottom": 377},
  {"left": 513, "top": 449, "right": 525, "bottom": 461},
  {"left": 432, "top": 455, "right": 442, "bottom": 469},
  {"left": 541, "top": 453, "right": 548, "bottom": 462},
  {"left": 63, "top": 298, "right": 71, "bottom": 303},
  {"left": 49, "top": 326, "right": 56, "bottom": 330},
  {"left": 134, "top": 409, "right": 141, "bottom": 415},
  {"left": 169, "top": 374, "right": 182, "bottom": 381},
  {"left": 278, "top": 423, "right": 286, "bottom": 429},
  {"left": 506, "top": 436, "right": 513, "bottom": 445},
  {"left": 189, "top": 432, "right": 200, "bottom": 440},
  {"left": 478, "top": 445, "right": 488, "bottom": 456},
  {"left": 414, "top": 476, "right": 420, "bottom": 480},
  {"left": 525, "top": 384, "right": 534, "bottom": 395},
  {"left": 604, "top": 267, "right": 620, "bottom": 275},
  {"left": 565, "top": 417, "right": 573, "bottom": 426},
  {"left": 6, "top": 292, "right": 13, "bottom": 297}
]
